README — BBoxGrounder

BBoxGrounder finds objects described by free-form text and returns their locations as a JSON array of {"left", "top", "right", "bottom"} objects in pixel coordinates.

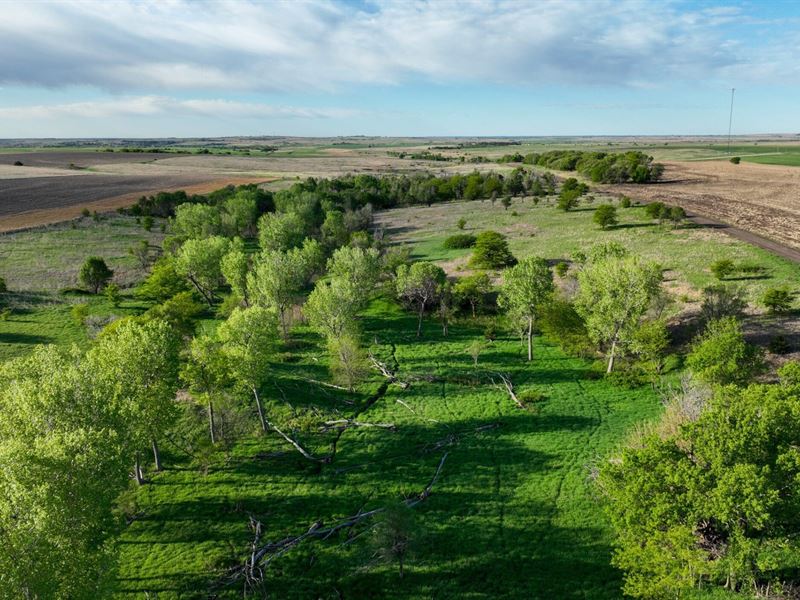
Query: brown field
[{"left": 608, "top": 160, "right": 800, "bottom": 252}]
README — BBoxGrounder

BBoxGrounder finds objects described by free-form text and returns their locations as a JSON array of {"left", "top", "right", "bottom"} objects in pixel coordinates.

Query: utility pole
[{"left": 727, "top": 88, "right": 735, "bottom": 154}]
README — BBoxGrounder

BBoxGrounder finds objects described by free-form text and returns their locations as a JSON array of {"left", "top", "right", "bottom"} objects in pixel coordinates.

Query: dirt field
[
  {"left": 0, "top": 151, "right": 179, "bottom": 169},
  {"left": 608, "top": 160, "right": 800, "bottom": 252}
]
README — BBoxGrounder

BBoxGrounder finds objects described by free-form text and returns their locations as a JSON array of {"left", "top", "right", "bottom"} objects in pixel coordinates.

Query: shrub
[
  {"left": 0, "top": 277, "right": 7, "bottom": 293},
  {"left": 13, "top": 160, "right": 23, "bottom": 166},
  {"left": 593, "top": 204, "right": 618, "bottom": 230},
  {"left": 709, "top": 259, "right": 735, "bottom": 280},
  {"left": 644, "top": 202, "right": 665, "bottom": 220},
  {"left": 71, "top": 303, "right": 89, "bottom": 326},
  {"left": 142, "top": 216, "right": 154, "bottom": 232},
  {"left": 619, "top": 196, "right": 632, "bottom": 208},
  {"left": 501, "top": 196, "right": 512, "bottom": 210},
  {"left": 539, "top": 299, "right": 592, "bottom": 356},
  {"left": 762, "top": 287, "right": 793, "bottom": 313},
  {"left": 778, "top": 361, "right": 800, "bottom": 385},
  {"left": 730, "top": 156, "right": 741, "bottom": 164},
  {"left": 443, "top": 234, "right": 477, "bottom": 249},
  {"left": 469, "top": 231, "right": 515, "bottom": 269},
  {"left": 456, "top": 218, "right": 466, "bottom": 230},
  {"left": 700, "top": 284, "right": 747, "bottom": 322},
  {"left": 768, "top": 335, "right": 791, "bottom": 355},
  {"left": 79, "top": 256, "right": 114, "bottom": 293},
  {"left": 104, "top": 283, "right": 122, "bottom": 308},
  {"left": 668, "top": 206, "right": 686, "bottom": 226},
  {"left": 686, "top": 317, "right": 764, "bottom": 386},
  {"left": 554, "top": 262, "right": 569, "bottom": 278}
]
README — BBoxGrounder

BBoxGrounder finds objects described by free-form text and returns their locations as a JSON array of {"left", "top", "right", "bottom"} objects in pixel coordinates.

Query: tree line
[{"left": 498, "top": 150, "right": 664, "bottom": 183}]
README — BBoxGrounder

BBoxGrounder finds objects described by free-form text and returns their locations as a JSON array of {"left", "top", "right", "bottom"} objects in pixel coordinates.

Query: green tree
[
  {"left": 470, "top": 231, "right": 515, "bottom": 269},
  {"left": 396, "top": 262, "right": 447, "bottom": 337},
  {"left": 79, "top": 256, "right": 114, "bottom": 293},
  {"left": 373, "top": 503, "right": 417, "bottom": 579},
  {"left": 171, "top": 203, "right": 221, "bottom": 239},
  {"left": 88, "top": 319, "right": 180, "bottom": 478},
  {"left": 326, "top": 246, "right": 381, "bottom": 306},
  {"left": 686, "top": 317, "right": 764, "bottom": 386},
  {"left": 257, "top": 211, "right": 306, "bottom": 252},
  {"left": 221, "top": 239, "right": 250, "bottom": 305},
  {"left": 104, "top": 282, "right": 122, "bottom": 307},
  {"left": 136, "top": 257, "right": 190, "bottom": 301},
  {"left": 143, "top": 290, "right": 204, "bottom": 338},
  {"left": 453, "top": 273, "right": 492, "bottom": 317},
  {"left": 762, "top": 287, "right": 793, "bottom": 313},
  {"left": 498, "top": 257, "right": 554, "bottom": 361},
  {"left": 175, "top": 235, "right": 230, "bottom": 305},
  {"left": 598, "top": 383, "right": 800, "bottom": 598},
  {"left": 575, "top": 254, "right": 662, "bottom": 372},
  {"left": 217, "top": 306, "right": 277, "bottom": 432},
  {"left": 592, "top": 204, "right": 618, "bottom": 229},
  {"left": 181, "top": 335, "right": 230, "bottom": 444},
  {"left": 221, "top": 192, "right": 257, "bottom": 238}
]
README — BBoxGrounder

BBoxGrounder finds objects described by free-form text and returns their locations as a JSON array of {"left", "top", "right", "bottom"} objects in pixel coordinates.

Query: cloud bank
[{"left": 0, "top": 0, "right": 793, "bottom": 93}]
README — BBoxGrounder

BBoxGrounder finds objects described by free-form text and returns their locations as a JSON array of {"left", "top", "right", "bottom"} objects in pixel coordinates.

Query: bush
[
  {"left": 13, "top": 160, "right": 23, "bottom": 166},
  {"left": 700, "top": 284, "right": 747, "bottom": 322},
  {"left": 539, "top": 299, "right": 592, "bottom": 356},
  {"left": 619, "top": 196, "right": 632, "bottom": 208},
  {"left": 686, "top": 317, "right": 764, "bottom": 386},
  {"left": 778, "top": 361, "right": 800, "bottom": 385},
  {"left": 593, "top": 204, "right": 618, "bottom": 230},
  {"left": 104, "top": 283, "right": 122, "bottom": 308},
  {"left": 709, "top": 259, "right": 735, "bottom": 280},
  {"left": 469, "top": 231, "right": 515, "bottom": 269},
  {"left": 71, "top": 303, "right": 89, "bottom": 326},
  {"left": 554, "top": 262, "right": 569, "bottom": 278},
  {"left": 644, "top": 202, "right": 665, "bottom": 220},
  {"left": 730, "top": 156, "right": 741, "bottom": 164},
  {"left": 0, "top": 277, "right": 6, "bottom": 293},
  {"left": 79, "top": 256, "right": 114, "bottom": 293},
  {"left": 456, "top": 218, "right": 466, "bottom": 230},
  {"left": 762, "top": 287, "right": 793, "bottom": 313},
  {"left": 768, "top": 335, "right": 791, "bottom": 355},
  {"left": 443, "top": 234, "right": 477, "bottom": 249}
]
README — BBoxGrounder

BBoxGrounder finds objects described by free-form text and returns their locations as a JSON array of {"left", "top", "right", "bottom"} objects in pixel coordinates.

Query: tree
[
  {"left": 686, "top": 317, "right": 764, "bottom": 386},
  {"left": 0, "top": 346, "right": 133, "bottom": 597},
  {"left": 79, "top": 256, "right": 114, "bottom": 293},
  {"left": 629, "top": 319, "right": 670, "bottom": 380},
  {"left": 469, "top": 231, "right": 515, "bottom": 269},
  {"left": 221, "top": 239, "right": 250, "bottom": 305},
  {"left": 762, "top": 287, "right": 793, "bottom": 313},
  {"left": 373, "top": 503, "right": 417, "bottom": 579},
  {"left": 217, "top": 306, "right": 277, "bottom": 432},
  {"left": 396, "top": 262, "right": 446, "bottom": 337},
  {"left": 326, "top": 246, "right": 381, "bottom": 308},
  {"left": 328, "top": 333, "right": 367, "bottom": 392},
  {"left": 257, "top": 211, "right": 306, "bottom": 252},
  {"left": 128, "top": 239, "right": 151, "bottom": 269},
  {"left": 88, "top": 319, "right": 180, "bottom": 478},
  {"left": 457, "top": 217, "right": 467, "bottom": 230},
  {"left": 305, "top": 277, "right": 360, "bottom": 340},
  {"left": 136, "top": 257, "right": 190, "bottom": 301},
  {"left": 593, "top": 204, "right": 618, "bottom": 230},
  {"left": 171, "top": 203, "right": 221, "bottom": 239},
  {"left": 668, "top": 205, "right": 686, "bottom": 226},
  {"left": 221, "top": 192, "right": 257, "bottom": 238},
  {"left": 144, "top": 290, "right": 204, "bottom": 337},
  {"left": 575, "top": 254, "right": 662, "bottom": 373},
  {"left": 501, "top": 196, "right": 512, "bottom": 210},
  {"left": 498, "top": 257, "right": 554, "bottom": 361},
  {"left": 644, "top": 201, "right": 665, "bottom": 220},
  {"left": 175, "top": 235, "right": 230, "bottom": 305},
  {"left": 104, "top": 282, "right": 122, "bottom": 307},
  {"left": 247, "top": 246, "right": 317, "bottom": 339},
  {"left": 453, "top": 273, "right": 492, "bottom": 317},
  {"left": 598, "top": 383, "right": 800, "bottom": 598},
  {"left": 710, "top": 259, "right": 735, "bottom": 280},
  {"left": 182, "top": 335, "right": 230, "bottom": 444}
]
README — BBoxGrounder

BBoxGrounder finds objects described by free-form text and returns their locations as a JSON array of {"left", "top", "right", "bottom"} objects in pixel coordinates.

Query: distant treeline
[
  {"left": 387, "top": 150, "right": 490, "bottom": 164},
  {"left": 497, "top": 150, "right": 664, "bottom": 183},
  {"left": 126, "top": 170, "right": 558, "bottom": 218}
]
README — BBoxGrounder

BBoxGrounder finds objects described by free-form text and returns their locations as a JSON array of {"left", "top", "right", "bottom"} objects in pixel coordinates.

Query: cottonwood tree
[
  {"left": 247, "top": 245, "right": 318, "bottom": 339},
  {"left": 686, "top": 317, "right": 765, "bottom": 386},
  {"left": 221, "top": 193, "right": 257, "bottom": 238},
  {"left": 182, "top": 335, "right": 230, "bottom": 444},
  {"left": 217, "top": 306, "right": 277, "bottom": 432},
  {"left": 498, "top": 257, "right": 554, "bottom": 361},
  {"left": 575, "top": 254, "right": 662, "bottom": 373},
  {"left": 326, "top": 246, "right": 381, "bottom": 307},
  {"left": 257, "top": 211, "right": 306, "bottom": 252},
  {"left": 176, "top": 235, "right": 230, "bottom": 305},
  {"left": 0, "top": 346, "right": 132, "bottom": 598},
  {"left": 88, "top": 318, "right": 180, "bottom": 479},
  {"left": 396, "top": 262, "right": 447, "bottom": 337},
  {"left": 172, "top": 203, "right": 221, "bottom": 239},
  {"left": 454, "top": 273, "right": 492, "bottom": 317},
  {"left": 221, "top": 238, "right": 250, "bottom": 305}
]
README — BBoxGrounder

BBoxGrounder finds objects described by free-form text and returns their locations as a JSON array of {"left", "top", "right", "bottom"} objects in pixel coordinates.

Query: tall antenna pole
[{"left": 727, "top": 87, "right": 736, "bottom": 154}]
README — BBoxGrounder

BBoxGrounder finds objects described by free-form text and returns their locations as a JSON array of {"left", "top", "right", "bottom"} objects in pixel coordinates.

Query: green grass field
[
  {"left": 114, "top": 299, "right": 662, "bottom": 599},
  {"left": 378, "top": 196, "right": 800, "bottom": 307}
]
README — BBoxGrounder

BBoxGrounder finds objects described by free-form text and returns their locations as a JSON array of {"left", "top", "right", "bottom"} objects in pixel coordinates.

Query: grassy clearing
[
  {"left": 0, "top": 215, "right": 165, "bottom": 292},
  {"left": 377, "top": 197, "right": 800, "bottom": 305},
  {"left": 115, "top": 299, "right": 661, "bottom": 599}
]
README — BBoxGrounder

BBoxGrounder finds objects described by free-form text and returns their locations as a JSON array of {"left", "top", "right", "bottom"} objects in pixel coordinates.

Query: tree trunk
[
  {"left": 279, "top": 308, "right": 289, "bottom": 340},
  {"left": 399, "top": 555, "right": 404, "bottom": 579},
  {"left": 607, "top": 339, "right": 617, "bottom": 373},
  {"left": 526, "top": 316, "right": 533, "bottom": 362},
  {"left": 416, "top": 302, "right": 425, "bottom": 337},
  {"left": 134, "top": 453, "right": 145, "bottom": 485},
  {"left": 471, "top": 301, "right": 476, "bottom": 318},
  {"left": 208, "top": 400, "right": 216, "bottom": 444},
  {"left": 152, "top": 438, "right": 162, "bottom": 471},
  {"left": 253, "top": 387, "right": 267, "bottom": 433},
  {"left": 188, "top": 275, "right": 214, "bottom": 306}
]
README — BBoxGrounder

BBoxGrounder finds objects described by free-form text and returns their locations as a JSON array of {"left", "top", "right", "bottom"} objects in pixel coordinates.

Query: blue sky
[{"left": 0, "top": 0, "right": 798, "bottom": 138}]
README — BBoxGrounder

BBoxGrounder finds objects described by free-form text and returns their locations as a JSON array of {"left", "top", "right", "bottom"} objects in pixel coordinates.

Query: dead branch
[
  {"left": 264, "top": 417, "right": 327, "bottom": 463},
  {"left": 304, "top": 378, "right": 351, "bottom": 392},
  {"left": 240, "top": 452, "right": 449, "bottom": 585},
  {"left": 368, "top": 352, "right": 410, "bottom": 389},
  {"left": 490, "top": 372, "right": 525, "bottom": 409},
  {"left": 320, "top": 419, "right": 397, "bottom": 432}
]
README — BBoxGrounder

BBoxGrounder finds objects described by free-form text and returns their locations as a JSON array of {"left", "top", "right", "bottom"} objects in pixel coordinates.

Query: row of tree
[{"left": 498, "top": 150, "right": 664, "bottom": 183}]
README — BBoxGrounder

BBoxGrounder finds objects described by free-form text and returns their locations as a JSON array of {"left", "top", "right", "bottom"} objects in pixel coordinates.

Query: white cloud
[
  {"left": 0, "top": 97, "right": 360, "bottom": 120},
  {"left": 0, "top": 0, "right": 793, "bottom": 92}
]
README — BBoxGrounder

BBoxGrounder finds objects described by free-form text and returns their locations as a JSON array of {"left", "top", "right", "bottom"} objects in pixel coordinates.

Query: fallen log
[
  {"left": 240, "top": 452, "right": 449, "bottom": 585},
  {"left": 490, "top": 372, "right": 526, "bottom": 409},
  {"left": 320, "top": 419, "right": 397, "bottom": 432}
]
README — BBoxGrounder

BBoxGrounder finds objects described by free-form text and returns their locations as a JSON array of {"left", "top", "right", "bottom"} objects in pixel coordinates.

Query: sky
[{"left": 0, "top": 0, "right": 798, "bottom": 138}]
